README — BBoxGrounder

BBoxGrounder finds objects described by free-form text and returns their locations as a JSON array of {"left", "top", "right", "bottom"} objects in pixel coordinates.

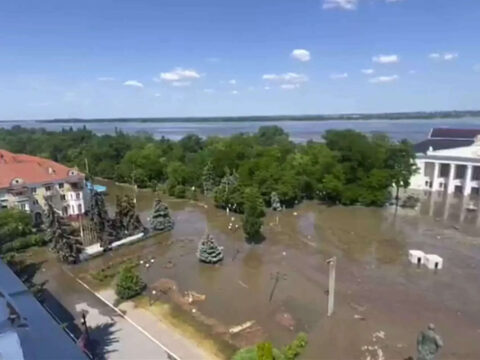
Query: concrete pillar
[
  {"left": 464, "top": 165, "right": 473, "bottom": 196},
  {"left": 447, "top": 163, "right": 456, "bottom": 194}
]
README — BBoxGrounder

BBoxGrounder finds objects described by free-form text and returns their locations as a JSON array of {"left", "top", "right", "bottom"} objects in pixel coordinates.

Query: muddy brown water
[{"left": 73, "top": 181, "right": 480, "bottom": 360}]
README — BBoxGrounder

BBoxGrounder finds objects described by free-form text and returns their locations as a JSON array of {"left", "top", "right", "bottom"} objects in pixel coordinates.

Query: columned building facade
[{"left": 409, "top": 128, "right": 480, "bottom": 196}]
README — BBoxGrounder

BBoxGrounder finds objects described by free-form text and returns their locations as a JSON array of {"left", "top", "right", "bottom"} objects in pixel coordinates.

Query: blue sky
[{"left": 1, "top": 0, "right": 479, "bottom": 119}]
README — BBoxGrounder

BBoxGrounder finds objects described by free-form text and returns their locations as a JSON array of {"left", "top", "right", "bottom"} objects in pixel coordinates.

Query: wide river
[{"left": 2, "top": 117, "right": 480, "bottom": 142}]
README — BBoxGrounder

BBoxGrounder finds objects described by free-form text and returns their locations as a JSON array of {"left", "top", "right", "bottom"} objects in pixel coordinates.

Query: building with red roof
[{"left": 0, "top": 149, "right": 88, "bottom": 224}]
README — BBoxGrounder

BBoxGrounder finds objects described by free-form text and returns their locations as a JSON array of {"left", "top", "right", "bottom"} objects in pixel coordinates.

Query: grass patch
[
  {"left": 90, "top": 258, "right": 139, "bottom": 285},
  {"left": 136, "top": 296, "right": 236, "bottom": 360}
]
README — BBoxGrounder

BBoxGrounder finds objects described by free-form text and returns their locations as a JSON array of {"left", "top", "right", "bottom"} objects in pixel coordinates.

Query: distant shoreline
[{"left": 2, "top": 110, "right": 480, "bottom": 123}]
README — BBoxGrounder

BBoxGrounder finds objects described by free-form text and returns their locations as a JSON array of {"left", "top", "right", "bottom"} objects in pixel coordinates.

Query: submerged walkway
[{"left": 38, "top": 261, "right": 210, "bottom": 360}]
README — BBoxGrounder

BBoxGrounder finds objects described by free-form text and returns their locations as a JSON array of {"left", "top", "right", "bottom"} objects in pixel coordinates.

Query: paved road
[{"left": 36, "top": 261, "right": 174, "bottom": 360}]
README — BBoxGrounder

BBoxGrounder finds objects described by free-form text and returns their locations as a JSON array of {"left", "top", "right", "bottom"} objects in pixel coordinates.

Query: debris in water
[
  {"left": 229, "top": 320, "right": 255, "bottom": 334},
  {"left": 354, "top": 314, "right": 366, "bottom": 321},
  {"left": 238, "top": 280, "right": 248, "bottom": 289},
  {"left": 275, "top": 312, "right": 295, "bottom": 330},
  {"left": 350, "top": 302, "right": 367, "bottom": 312},
  {"left": 293, "top": 212, "right": 298, "bottom": 216},
  {"left": 183, "top": 290, "right": 206, "bottom": 304}
]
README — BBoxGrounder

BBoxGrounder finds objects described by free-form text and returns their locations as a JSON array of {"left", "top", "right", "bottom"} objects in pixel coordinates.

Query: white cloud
[
  {"left": 443, "top": 52, "right": 459, "bottom": 61},
  {"left": 408, "top": 70, "right": 416, "bottom": 74},
  {"left": 372, "top": 54, "right": 399, "bottom": 64},
  {"left": 280, "top": 84, "right": 300, "bottom": 90},
  {"left": 323, "top": 0, "right": 358, "bottom": 10},
  {"left": 264, "top": 86, "right": 271, "bottom": 91},
  {"left": 123, "top": 80, "right": 144, "bottom": 88},
  {"left": 330, "top": 72, "right": 348, "bottom": 79},
  {"left": 248, "top": 86, "right": 255, "bottom": 91},
  {"left": 154, "top": 93, "right": 161, "bottom": 97},
  {"left": 97, "top": 77, "right": 115, "bottom": 81},
  {"left": 361, "top": 69, "right": 375, "bottom": 75},
  {"left": 203, "top": 88, "right": 215, "bottom": 93},
  {"left": 429, "top": 52, "right": 459, "bottom": 61},
  {"left": 369, "top": 75, "right": 399, "bottom": 84},
  {"left": 291, "top": 49, "right": 311, "bottom": 62},
  {"left": 474, "top": 64, "right": 480, "bottom": 72},
  {"left": 385, "top": 0, "right": 403, "bottom": 2},
  {"left": 262, "top": 72, "right": 308, "bottom": 83},
  {"left": 228, "top": 79, "right": 237, "bottom": 85},
  {"left": 155, "top": 68, "right": 201, "bottom": 82},
  {"left": 172, "top": 81, "right": 191, "bottom": 87},
  {"left": 231, "top": 90, "right": 239, "bottom": 95}
]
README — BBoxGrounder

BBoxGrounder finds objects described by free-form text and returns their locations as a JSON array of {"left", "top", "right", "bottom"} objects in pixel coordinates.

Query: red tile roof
[{"left": 0, "top": 149, "right": 83, "bottom": 189}]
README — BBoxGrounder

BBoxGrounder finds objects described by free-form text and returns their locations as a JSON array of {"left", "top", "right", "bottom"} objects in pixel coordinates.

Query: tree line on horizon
[{"left": 0, "top": 125, "right": 416, "bottom": 211}]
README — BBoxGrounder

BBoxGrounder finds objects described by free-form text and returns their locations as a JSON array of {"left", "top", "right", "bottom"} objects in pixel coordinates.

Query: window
[
  {"left": 77, "top": 204, "right": 82, "bottom": 214},
  {"left": 33, "top": 199, "right": 39, "bottom": 205},
  {"left": 58, "top": 183, "right": 64, "bottom": 189},
  {"left": 62, "top": 206, "right": 68, "bottom": 216},
  {"left": 20, "top": 203, "right": 27, "bottom": 211},
  {"left": 45, "top": 185, "right": 52, "bottom": 192},
  {"left": 60, "top": 194, "right": 66, "bottom": 201},
  {"left": 71, "top": 205, "right": 75, "bottom": 214},
  {"left": 31, "top": 187, "right": 37, "bottom": 194},
  {"left": 76, "top": 192, "right": 81, "bottom": 200}
]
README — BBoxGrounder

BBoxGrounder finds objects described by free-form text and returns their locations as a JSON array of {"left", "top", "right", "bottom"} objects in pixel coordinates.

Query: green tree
[
  {"left": 45, "top": 202, "right": 83, "bottom": 264},
  {"left": 0, "top": 209, "right": 33, "bottom": 244},
  {"left": 115, "top": 265, "right": 146, "bottom": 300},
  {"left": 386, "top": 139, "right": 418, "bottom": 203},
  {"left": 242, "top": 187, "right": 265, "bottom": 243},
  {"left": 202, "top": 161, "right": 216, "bottom": 195}
]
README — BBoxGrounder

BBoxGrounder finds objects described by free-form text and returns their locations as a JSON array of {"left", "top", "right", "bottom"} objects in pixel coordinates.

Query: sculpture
[
  {"left": 150, "top": 198, "right": 174, "bottom": 232},
  {"left": 197, "top": 234, "right": 224, "bottom": 264},
  {"left": 417, "top": 324, "right": 443, "bottom": 360},
  {"left": 270, "top": 192, "right": 282, "bottom": 211}
]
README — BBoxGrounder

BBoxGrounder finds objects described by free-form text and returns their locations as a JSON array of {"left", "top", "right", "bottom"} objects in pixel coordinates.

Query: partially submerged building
[
  {"left": 410, "top": 128, "right": 480, "bottom": 196},
  {"left": 0, "top": 149, "right": 89, "bottom": 223}
]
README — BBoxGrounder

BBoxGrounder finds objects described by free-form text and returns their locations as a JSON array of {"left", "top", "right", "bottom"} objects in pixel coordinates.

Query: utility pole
[
  {"left": 326, "top": 257, "right": 336, "bottom": 317},
  {"left": 269, "top": 271, "right": 286, "bottom": 303}
]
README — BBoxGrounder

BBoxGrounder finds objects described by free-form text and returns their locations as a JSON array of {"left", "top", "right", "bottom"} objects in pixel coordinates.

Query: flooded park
[{"left": 57, "top": 180, "right": 480, "bottom": 359}]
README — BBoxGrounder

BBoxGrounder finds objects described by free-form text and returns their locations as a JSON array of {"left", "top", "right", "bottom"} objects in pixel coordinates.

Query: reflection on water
[{"left": 81, "top": 180, "right": 480, "bottom": 359}]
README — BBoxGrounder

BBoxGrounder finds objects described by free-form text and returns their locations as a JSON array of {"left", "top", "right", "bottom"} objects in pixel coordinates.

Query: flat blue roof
[{"left": 0, "top": 261, "right": 87, "bottom": 360}]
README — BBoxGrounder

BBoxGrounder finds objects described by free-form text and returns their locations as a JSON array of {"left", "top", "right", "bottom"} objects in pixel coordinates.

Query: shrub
[
  {"left": 115, "top": 266, "right": 146, "bottom": 300},
  {"left": 0, "top": 234, "right": 47, "bottom": 254},
  {"left": 232, "top": 343, "right": 285, "bottom": 360},
  {"left": 282, "top": 332, "right": 308, "bottom": 360},
  {"left": 174, "top": 185, "right": 186, "bottom": 198}
]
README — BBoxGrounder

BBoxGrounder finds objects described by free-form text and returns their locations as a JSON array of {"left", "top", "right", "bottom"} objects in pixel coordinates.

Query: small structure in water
[
  {"left": 408, "top": 250, "right": 425, "bottom": 266},
  {"left": 424, "top": 254, "right": 443, "bottom": 270},
  {"left": 197, "top": 234, "right": 224, "bottom": 264}
]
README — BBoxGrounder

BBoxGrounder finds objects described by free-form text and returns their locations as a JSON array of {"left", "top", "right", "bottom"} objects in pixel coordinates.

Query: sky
[{"left": 0, "top": 0, "right": 479, "bottom": 119}]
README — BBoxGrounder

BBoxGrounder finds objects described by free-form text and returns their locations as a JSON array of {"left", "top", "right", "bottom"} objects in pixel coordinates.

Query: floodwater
[
  {"left": 2, "top": 117, "right": 480, "bottom": 142},
  {"left": 73, "top": 181, "right": 480, "bottom": 359}
]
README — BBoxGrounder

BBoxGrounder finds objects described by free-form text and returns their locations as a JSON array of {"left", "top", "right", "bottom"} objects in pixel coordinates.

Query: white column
[
  {"left": 447, "top": 163, "right": 456, "bottom": 194},
  {"left": 432, "top": 162, "right": 439, "bottom": 191},
  {"left": 464, "top": 165, "right": 473, "bottom": 196}
]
